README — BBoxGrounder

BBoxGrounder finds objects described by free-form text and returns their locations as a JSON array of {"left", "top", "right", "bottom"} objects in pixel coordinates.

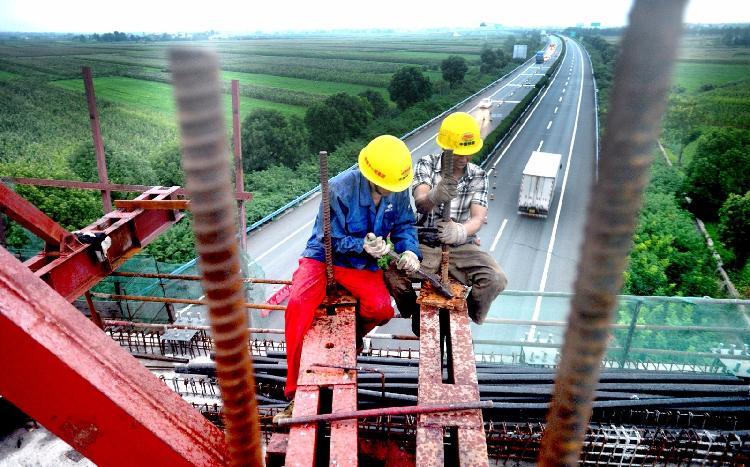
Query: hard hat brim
[{"left": 436, "top": 134, "right": 484, "bottom": 156}]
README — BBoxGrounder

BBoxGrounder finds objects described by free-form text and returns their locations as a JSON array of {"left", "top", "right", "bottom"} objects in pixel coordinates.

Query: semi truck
[
  {"left": 535, "top": 51, "right": 545, "bottom": 64},
  {"left": 517, "top": 151, "right": 562, "bottom": 217}
]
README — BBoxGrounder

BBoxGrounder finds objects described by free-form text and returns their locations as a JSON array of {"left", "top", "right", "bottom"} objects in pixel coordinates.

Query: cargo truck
[
  {"left": 517, "top": 151, "right": 562, "bottom": 217},
  {"left": 535, "top": 51, "right": 545, "bottom": 64}
]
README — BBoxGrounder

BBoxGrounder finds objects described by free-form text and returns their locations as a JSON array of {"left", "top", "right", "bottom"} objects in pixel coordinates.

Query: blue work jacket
[{"left": 302, "top": 168, "right": 420, "bottom": 271}]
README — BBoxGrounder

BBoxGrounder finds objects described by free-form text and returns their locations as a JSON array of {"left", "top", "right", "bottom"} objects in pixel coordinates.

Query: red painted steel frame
[
  {"left": 82, "top": 66, "right": 113, "bottom": 214},
  {"left": 0, "top": 247, "right": 227, "bottom": 466},
  {"left": 1, "top": 184, "right": 184, "bottom": 302}
]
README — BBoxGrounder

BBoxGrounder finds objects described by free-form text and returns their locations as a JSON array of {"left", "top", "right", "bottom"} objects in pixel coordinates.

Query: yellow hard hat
[
  {"left": 358, "top": 135, "right": 414, "bottom": 192},
  {"left": 436, "top": 112, "right": 484, "bottom": 156}
]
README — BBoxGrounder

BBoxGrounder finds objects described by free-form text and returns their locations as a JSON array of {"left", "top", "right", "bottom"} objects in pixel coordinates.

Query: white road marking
[
  {"left": 490, "top": 219, "right": 508, "bottom": 252},
  {"left": 490, "top": 62, "right": 537, "bottom": 98},
  {"left": 490, "top": 44, "right": 568, "bottom": 169},
  {"left": 527, "top": 40, "right": 585, "bottom": 342},
  {"left": 558, "top": 96, "right": 563, "bottom": 103},
  {"left": 537, "top": 140, "right": 544, "bottom": 151},
  {"left": 562, "top": 88, "right": 566, "bottom": 93},
  {"left": 255, "top": 219, "right": 315, "bottom": 263},
  {"left": 554, "top": 106, "right": 558, "bottom": 114},
  {"left": 546, "top": 121, "right": 552, "bottom": 130},
  {"left": 412, "top": 133, "right": 438, "bottom": 152}
]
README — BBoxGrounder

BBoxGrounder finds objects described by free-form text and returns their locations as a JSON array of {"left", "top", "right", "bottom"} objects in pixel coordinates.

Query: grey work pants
[{"left": 383, "top": 242, "right": 507, "bottom": 336}]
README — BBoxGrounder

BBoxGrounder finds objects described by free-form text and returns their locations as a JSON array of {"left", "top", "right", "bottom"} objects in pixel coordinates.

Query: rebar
[
  {"left": 538, "top": 2, "right": 688, "bottom": 465},
  {"left": 319, "top": 150, "right": 335, "bottom": 294},
  {"left": 169, "top": 46, "right": 262, "bottom": 466},
  {"left": 109, "top": 270, "right": 291, "bottom": 285},
  {"left": 440, "top": 149, "right": 454, "bottom": 283},
  {"left": 90, "top": 292, "right": 286, "bottom": 311}
]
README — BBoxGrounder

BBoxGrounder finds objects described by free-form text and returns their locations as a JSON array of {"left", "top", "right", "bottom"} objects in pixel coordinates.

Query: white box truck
[{"left": 517, "top": 151, "right": 562, "bottom": 217}]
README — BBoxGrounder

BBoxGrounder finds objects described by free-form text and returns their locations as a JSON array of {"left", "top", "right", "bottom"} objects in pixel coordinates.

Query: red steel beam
[
  {"left": 82, "top": 66, "right": 113, "bottom": 214},
  {"left": 0, "top": 182, "right": 71, "bottom": 248},
  {"left": 0, "top": 247, "right": 227, "bottom": 466},
  {"left": 25, "top": 187, "right": 184, "bottom": 301},
  {"left": 2, "top": 177, "right": 253, "bottom": 201},
  {"left": 114, "top": 199, "right": 190, "bottom": 210}
]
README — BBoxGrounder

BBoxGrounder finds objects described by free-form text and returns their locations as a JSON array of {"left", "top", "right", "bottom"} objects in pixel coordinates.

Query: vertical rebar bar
[
  {"left": 440, "top": 149, "right": 454, "bottom": 284},
  {"left": 84, "top": 290, "right": 104, "bottom": 330},
  {"left": 319, "top": 150, "right": 335, "bottom": 294},
  {"left": 81, "top": 67, "right": 112, "bottom": 214},
  {"left": 231, "top": 80, "right": 248, "bottom": 251},
  {"left": 169, "top": 47, "right": 263, "bottom": 467},
  {"left": 537, "top": 2, "right": 687, "bottom": 466}
]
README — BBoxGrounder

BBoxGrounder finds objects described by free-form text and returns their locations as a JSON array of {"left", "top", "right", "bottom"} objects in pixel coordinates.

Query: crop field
[{"left": 0, "top": 32, "right": 519, "bottom": 166}]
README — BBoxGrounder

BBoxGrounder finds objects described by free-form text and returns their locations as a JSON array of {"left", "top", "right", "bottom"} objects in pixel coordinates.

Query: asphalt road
[{"left": 241, "top": 37, "right": 597, "bottom": 350}]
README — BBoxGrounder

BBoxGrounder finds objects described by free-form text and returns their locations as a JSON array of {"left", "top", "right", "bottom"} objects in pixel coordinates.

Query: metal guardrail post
[{"left": 620, "top": 300, "right": 642, "bottom": 368}]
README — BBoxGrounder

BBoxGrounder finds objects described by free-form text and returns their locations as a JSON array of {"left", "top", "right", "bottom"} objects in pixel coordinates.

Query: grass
[
  {"left": 51, "top": 76, "right": 305, "bottom": 121},
  {"left": 0, "top": 70, "right": 19, "bottom": 80},
  {"left": 672, "top": 61, "right": 750, "bottom": 93},
  {"left": 219, "top": 70, "right": 385, "bottom": 97}
]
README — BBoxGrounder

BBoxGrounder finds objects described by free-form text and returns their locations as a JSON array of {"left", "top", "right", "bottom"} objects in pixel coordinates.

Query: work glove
[
  {"left": 427, "top": 176, "right": 458, "bottom": 205},
  {"left": 363, "top": 233, "right": 390, "bottom": 258},
  {"left": 396, "top": 250, "right": 420, "bottom": 274},
  {"left": 437, "top": 220, "right": 467, "bottom": 245}
]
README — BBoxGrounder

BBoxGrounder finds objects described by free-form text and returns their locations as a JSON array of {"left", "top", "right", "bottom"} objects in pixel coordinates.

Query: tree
[
  {"left": 683, "top": 128, "right": 750, "bottom": 220},
  {"left": 68, "top": 141, "right": 157, "bottom": 186},
  {"left": 388, "top": 67, "right": 433, "bottom": 110},
  {"left": 241, "top": 109, "right": 309, "bottom": 172},
  {"left": 479, "top": 47, "right": 497, "bottom": 74},
  {"left": 663, "top": 96, "right": 700, "bottom": 165},
  {"left": 305, "top": 93, "right": 372, "bottom": 152},
  {"left": 718, "top": 191, "right": 750, "bottom": 264},
  {"left": 358, "top": 90, "right": 389, "bottom": 118},
  {"left": 441, "top": 56, "right": 468, "bottom": 88},
  {"left": 151, "top": 142, "right": 184, "bottom": 187}
]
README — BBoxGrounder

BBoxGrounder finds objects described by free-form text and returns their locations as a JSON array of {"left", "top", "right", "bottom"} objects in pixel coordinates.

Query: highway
[{"left": 240, "top": 36, "right": 597, "bottom": 351}]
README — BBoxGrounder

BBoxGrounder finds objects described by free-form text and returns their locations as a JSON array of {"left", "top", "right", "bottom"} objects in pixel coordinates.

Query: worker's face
[
  {"left": 369, "top": 181, "right": 392, "bottom": 197},
  {"left": 453, "top": 155, "right": 472, "bottom": 172}
]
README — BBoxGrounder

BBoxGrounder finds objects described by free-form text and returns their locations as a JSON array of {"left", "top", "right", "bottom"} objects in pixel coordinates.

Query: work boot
[{"left": 273, "top": 400, "right": 294, "bottom": 424}]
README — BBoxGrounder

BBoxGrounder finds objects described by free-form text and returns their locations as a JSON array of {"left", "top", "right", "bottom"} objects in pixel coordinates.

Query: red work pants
[{"left": 284, "top": 257, "right": 393, "bottom": 398}]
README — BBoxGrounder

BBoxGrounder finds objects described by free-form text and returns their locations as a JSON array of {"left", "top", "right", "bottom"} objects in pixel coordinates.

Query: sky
[{"left": 0, "top": 0, "right": 748, "bottom": 33}]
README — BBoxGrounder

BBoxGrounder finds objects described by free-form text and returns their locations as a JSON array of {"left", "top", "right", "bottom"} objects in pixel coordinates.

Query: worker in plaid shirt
[{"left": 384, "top": 112, "right": 507, "bottom": 336}]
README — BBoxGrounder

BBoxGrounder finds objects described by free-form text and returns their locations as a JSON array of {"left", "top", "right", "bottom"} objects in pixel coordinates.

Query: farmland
[{"left": 0, "top": 30, "right": 540, "bottom": 261}]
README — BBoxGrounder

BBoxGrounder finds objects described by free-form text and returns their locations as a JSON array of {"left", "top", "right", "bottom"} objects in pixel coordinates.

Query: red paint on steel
[
  {"left": 416, "top": 280, "right": 489, "bottom": 466},
  {"left": 114, "top": 199, "right": 190, "bottom": 210},
  {"left": 0, "top": 248, "right": 226, "bottom": 466},
  {"left": 231, "top": 80, "right": 248, "bottom": 250},
  {"left": 81, "top": 67, "right": 112, "bottom": 213},
  {"left": 2, "top": 177, "right": 253, "bottom": 201},
  {"left": 262, "top": 284, "right": 291, "bottom": 317},
  {"left": 0, "top": 182, "right": 71, "bottom": 248},
  {"left": 26, "top": 187, "right": 183, "bottom": 301},
  {"left": 285, "top": 291, "right": 358, "bottom": 466}
]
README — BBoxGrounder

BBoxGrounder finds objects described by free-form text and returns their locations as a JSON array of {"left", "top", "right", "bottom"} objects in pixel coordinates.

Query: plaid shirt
[{"left": 412, "top": 153, "right": 488, "bottom": 229}]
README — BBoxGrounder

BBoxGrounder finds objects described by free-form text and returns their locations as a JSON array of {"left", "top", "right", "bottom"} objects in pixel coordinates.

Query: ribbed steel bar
[
  {"left": 276, "top": 401, "right": 493, "bottom": 426},
  {"left": 538, "top": 1, "right": 688, "bottom": 465},
  {"left": 169, "top": 47, "right": 263, "bottom": 466},
  {"left": 81, "top": 66, "right": 112, "bottom": 214},
  {"left": 90, "top": 292, "right": 286, "bottom": 311},
  {"left": 319, "top": 150, "right": 335, "bottom": 293},
  {"left": 440, "top": 149, "right": 454, "bottom": 283},
  {"left": 109, "top": 270, "right": 291, "bottom": 285}
]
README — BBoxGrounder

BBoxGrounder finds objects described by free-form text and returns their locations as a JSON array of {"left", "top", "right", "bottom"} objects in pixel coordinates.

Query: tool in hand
[{"left": 366, "top": 233, "right": 453, "bottom": 298}]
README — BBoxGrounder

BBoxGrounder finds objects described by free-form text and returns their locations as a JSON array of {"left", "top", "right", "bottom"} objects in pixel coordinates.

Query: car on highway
[{"left": 479, "top": 97, "right": 492, "bottom": 109}]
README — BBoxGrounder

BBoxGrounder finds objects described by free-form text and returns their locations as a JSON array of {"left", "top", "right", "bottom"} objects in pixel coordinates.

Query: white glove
[
  {"left": 396, "top": 250, "right": 420, "bottom": 274},
  {"left": 363, "top": 233, "right": 390, "bottom": 258},
  {"left": 427, "top": 176, "right": 458, "bottom": 205},
  {"left": 437, "top": 220, "right": 467, "bottom": 245}
]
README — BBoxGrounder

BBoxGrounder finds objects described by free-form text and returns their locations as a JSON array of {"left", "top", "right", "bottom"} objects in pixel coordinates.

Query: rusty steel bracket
[
  {"left": 281, "top": 289, "right": 359, "bottom": 467},
  {"left": 416, "top": 279, "right": 488, "bottom": 466},
  {"left": 1, "top": 183, "right": 183, "bottom": 302}
]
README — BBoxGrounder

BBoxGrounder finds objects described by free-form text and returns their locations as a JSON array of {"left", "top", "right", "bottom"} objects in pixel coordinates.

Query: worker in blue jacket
[{"left": 276, "top": 135, "right": 421, "bottom": 422}]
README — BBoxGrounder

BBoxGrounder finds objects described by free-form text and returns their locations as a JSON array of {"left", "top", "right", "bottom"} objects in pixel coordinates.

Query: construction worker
[
  {"left": 275, "top": 135, "right": 421, "bottom": 421},
  {"left": 384, "top": 112, "right": 507, "bottom": 336}
]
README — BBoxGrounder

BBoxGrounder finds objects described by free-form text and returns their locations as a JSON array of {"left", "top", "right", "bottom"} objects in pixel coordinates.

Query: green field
[
  {"left": 52, "top": 76, "right": 306, "bottom": 119},
  {"left": 219, "top": 70, "right": 383, "bottom": 97},
  {"left": 672, "top": 61, "right": 750, "bottom": 93},
  {"left": 0, "top": 70, "right": 19, "bottom": 80}
]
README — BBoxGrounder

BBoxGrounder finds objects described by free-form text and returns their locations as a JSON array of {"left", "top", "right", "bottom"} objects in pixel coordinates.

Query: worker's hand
[
  {"left": 427, "top": 176, "right": 458, "bottom": 205},
  {"left": 396, "top": 251, "right": 420, "bottom": 274},
  {"left": 437, "top": 220, "right": 467, "bottom": 245},
  {"left": 363, "top": 233, "right": 390, "bottom": 258}
]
